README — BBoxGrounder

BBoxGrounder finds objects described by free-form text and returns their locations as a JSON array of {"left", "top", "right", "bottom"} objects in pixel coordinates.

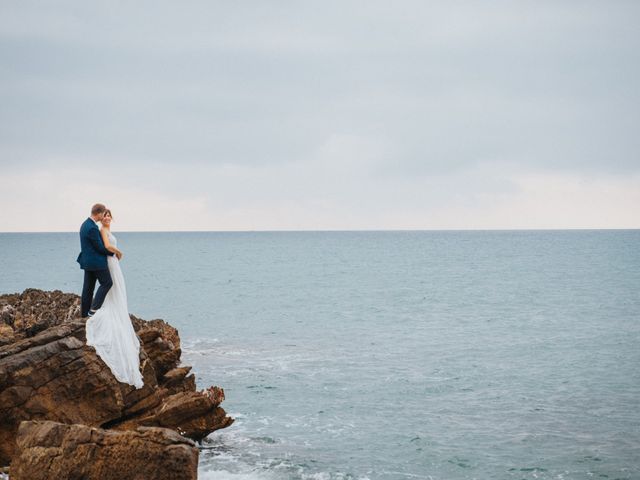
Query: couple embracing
[{"left": 77, "top": 203, "right": 144, "bottom": 388}]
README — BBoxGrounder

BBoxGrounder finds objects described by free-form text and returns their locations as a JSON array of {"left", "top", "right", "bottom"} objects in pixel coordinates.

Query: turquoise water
[{"left": 1, "top": 231, "right": 639, "bottom": 479}]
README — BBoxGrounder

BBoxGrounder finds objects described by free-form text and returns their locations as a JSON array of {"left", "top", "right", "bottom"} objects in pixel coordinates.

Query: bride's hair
[{"left": 104, "top": 209, "right": 113, "bottom": 219}]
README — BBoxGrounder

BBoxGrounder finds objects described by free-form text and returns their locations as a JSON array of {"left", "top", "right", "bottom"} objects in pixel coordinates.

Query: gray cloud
[
  {"left": 1, "top": 1, "right": 639, "bottom": 230},
  {"left": 2, "top": 1, "right": 639, "bottom": 169}
]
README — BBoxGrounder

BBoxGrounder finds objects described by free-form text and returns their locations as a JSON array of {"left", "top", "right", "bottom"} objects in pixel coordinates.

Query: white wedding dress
[{"left": 86, "top": 231, "right": 144, "bottom": 389}]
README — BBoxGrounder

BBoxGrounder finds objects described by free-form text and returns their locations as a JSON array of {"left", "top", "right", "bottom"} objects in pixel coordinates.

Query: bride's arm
[
  {"left": 100, "top": 228, "right": 123, "bottom": 259},
  {"left": 87, "top": 226, "right": 112, "bottom": 256}
]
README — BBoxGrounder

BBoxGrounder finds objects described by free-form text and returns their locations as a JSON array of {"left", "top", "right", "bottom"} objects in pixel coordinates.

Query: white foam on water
[
  {"left": 198, "top": 469, "right": 278, "bottom": 480},
  {"left": 198, "top": 466, "right": 371, "bottom": 480},
  {"left": 198, "top": 426, "right": 367, "bottom": 480}
]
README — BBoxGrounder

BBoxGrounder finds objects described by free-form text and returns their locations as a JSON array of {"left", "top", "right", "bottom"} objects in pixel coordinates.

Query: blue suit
[
  {"left": 77, "top": 218, "right": 114, "bottom": 317},
  {"left": 77, "top": 218, "right": 112, "bottom": 270}
]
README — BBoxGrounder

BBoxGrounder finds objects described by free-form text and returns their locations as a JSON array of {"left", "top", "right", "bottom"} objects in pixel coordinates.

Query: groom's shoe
[{"left": 87, "top": 309, "right": 97, "bottom": 317}]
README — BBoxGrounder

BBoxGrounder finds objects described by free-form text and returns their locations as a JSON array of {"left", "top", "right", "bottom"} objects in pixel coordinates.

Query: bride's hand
[{"left": 116, "top": 251, "right": 123, "bottom": 260}]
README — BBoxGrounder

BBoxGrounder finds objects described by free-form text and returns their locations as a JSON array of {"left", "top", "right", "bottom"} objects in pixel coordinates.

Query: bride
[{"left": 86, "top": 209, "right": 144, "bottom": 389}]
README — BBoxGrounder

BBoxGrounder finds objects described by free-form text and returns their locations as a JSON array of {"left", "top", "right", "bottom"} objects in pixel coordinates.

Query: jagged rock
[
  {"left": 10, "top": 420, "right": 198, "bottom": 480},
  {"left": 131, "top": 316, "right": 182, "bottom": 378},
  {"left": 0, "top": 289, "right": 233, "bottom": 468},
  {"left": 0, "top": 324, "right": 14, "bottom": 347},
  {"left": 162, "top": 366, "right": 197, "bottom": 395},
  {"left": 0, "top": 291, "right": 182, "bottom": 377},
  {"left": 0, "top": 321, "right": 158, "bottom": 464},
  {"left": 113, "top": 387, "right": 233, "bottom": 440},
  {"left": 0, "top": 289, "right": 80, "bottom": 342}
]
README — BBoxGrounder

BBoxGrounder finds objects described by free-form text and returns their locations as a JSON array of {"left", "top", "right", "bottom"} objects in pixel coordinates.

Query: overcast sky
[{"left": 1, "top": 1, "right": 639, "bottom": 231}]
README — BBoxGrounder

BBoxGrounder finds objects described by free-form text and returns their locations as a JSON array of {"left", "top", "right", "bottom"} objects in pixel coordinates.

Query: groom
[{"left": 77, "top": 203, "right": 114, "bottom": 318}]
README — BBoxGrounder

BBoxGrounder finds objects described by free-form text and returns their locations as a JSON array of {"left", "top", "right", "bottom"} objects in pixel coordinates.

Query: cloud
[
  {"left": 1, "top": 1, "right": 639, "bottom": 230},
  {"left": 1, "top": 159, "right": 638, "bottom": 231}
]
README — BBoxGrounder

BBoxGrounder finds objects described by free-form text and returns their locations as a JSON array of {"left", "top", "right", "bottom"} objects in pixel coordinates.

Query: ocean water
[{"left": 0, "top": 230, "right": 638, "bottom": 480}]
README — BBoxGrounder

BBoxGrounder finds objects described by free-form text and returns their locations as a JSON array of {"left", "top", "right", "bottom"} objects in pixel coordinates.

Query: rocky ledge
[
  {"left": 0, "top": 289, "right": 234, "bottom": 479},
  {"left": 11, "top": 420, "right": 198, "bottom": 480}
]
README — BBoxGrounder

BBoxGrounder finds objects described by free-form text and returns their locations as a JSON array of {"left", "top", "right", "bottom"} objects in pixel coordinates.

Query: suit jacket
[{"left": 77, "top": 218, "right": 112, "bottom": 271}]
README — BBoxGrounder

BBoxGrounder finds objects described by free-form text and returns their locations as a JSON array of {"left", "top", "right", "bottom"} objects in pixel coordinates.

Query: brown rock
[
  {"left": 0, "top": 321, "right": 157, "bottom": 464},
  {"left": 10, "top": 420, "right": 198, "bottom": 480},
  {"left": 0, "top": 323, "right": 14, "bottom": 346},
  {"left": 162, "top": 366, "right": 197, "bottom": 394},
  {"left": 0, "top": 289, "right": 80, "bottom": 341},
  {"left": 131, "top": 316, "right": 182, "bottom": 378},
  {"left": 0, "top": 290, "right": 233, "bottom": 466},
  {"left": 114, "top": 389, "right": 234, "bottom": 440}
]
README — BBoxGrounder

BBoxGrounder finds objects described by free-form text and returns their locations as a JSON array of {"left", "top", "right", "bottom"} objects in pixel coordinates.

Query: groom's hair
[{"left": 91, "top": 203, "right": 107, "bottom": 215}]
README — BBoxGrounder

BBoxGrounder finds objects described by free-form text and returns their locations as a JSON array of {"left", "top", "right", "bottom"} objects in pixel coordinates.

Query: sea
[{"left": 0, "top": 230, "right": 638, "bottom": 480}]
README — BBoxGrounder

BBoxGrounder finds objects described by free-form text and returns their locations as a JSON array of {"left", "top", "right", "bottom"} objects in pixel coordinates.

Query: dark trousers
[{"left": 81, "top": 268, "right": 113, "bottom": 317}]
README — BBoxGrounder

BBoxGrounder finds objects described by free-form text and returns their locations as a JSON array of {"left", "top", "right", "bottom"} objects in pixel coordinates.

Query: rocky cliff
[{"left": 0, "top": 289, "right": 233, "bottom": 478}]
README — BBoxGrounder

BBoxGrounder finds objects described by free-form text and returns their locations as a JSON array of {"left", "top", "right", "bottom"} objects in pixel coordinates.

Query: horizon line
[{"left": 1, "top": 227, "right": 639, "bottom": 234}]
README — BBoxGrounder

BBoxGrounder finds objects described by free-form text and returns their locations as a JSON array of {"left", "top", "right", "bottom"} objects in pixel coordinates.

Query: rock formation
[
  {"left": 11, "top": 420, "right": 198, "bottom": 480},
  {"left": 0, "top": 289, "right": 233, "bottom": 477}
]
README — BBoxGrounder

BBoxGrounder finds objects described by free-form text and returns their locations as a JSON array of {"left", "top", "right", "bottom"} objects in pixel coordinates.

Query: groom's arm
[{"left": 87, "top": 227, "right": 114, "bottom": 256}]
